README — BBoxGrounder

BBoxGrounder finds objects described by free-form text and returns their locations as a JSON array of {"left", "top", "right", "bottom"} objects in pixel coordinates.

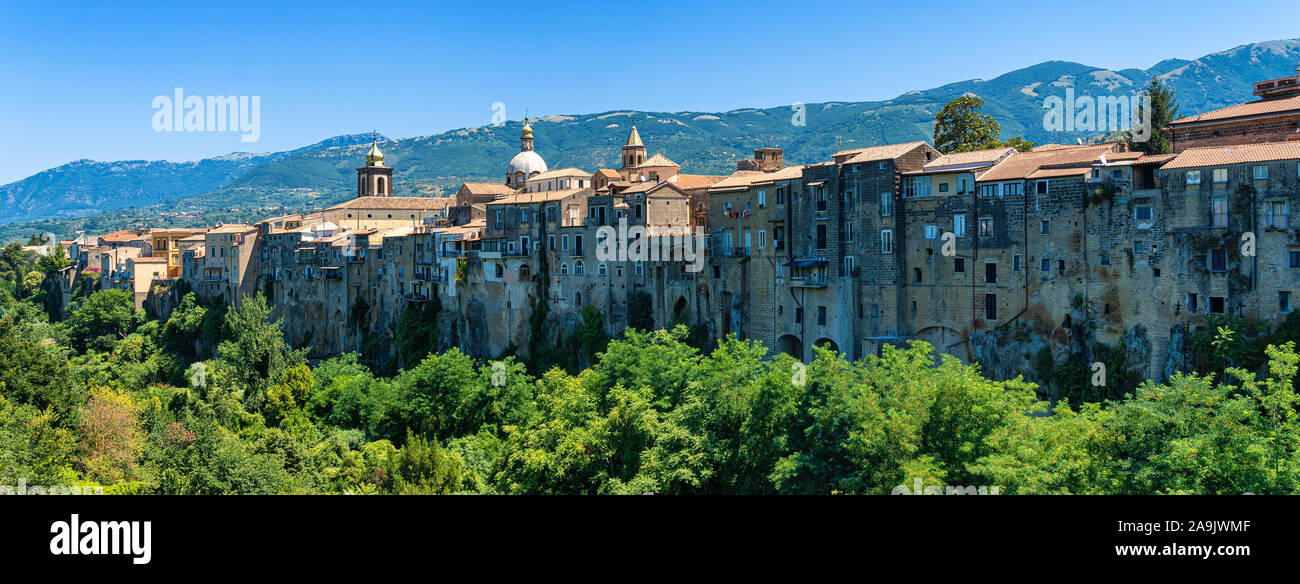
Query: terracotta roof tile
[
  {"left": 1162, "top": 141, "right": 1300, "bottom": 170},
  {"left": 1170, "top": 94, "right": 1300, "bottom": 125}
]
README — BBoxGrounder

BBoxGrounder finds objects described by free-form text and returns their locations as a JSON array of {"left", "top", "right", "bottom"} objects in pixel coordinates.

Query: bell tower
[
  {"left": 356, "top": 139, "right": 394, "bottom": 197},
  {"left": 621, "top": 125, "right": 646, "bottom": 170}
]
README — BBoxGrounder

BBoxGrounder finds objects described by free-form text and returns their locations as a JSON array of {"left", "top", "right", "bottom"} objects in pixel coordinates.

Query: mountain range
[{"left": 4, "top": 38, "right": 1299, "bottom": 236}]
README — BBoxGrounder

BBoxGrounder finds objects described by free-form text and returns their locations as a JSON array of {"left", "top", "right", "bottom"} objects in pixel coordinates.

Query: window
[
  {"left": 816, "top": 224, "right": 828, "bottom": 249},
  {"left": 817, "top": 306, "right": 827, "bottom": 326},
  {"left": 1209, "top": 248, "right": 1227, "bottom": 272},
  {"left": 1254, "top": 165, "right": 1269, "bottom": 180},
  {"left": 958, "top": 177, "right": 971, "bottom": 193},
  {"left": 635, "top": 262, "right": 643, "bottom": 275},
  {"left": 1100, "top": 254, "right": 1111, "bottom": 266},
  {"left": 1012, "top": 254, "right": 1021, "bottom": 272},
  {"left": 574, "top": 260, "right": 585, "bottom": 275},
  {"left": 816, "top": 186, "right": 827, "bottom": 211},
  {"left": 1041, "top": 258, "right": 1051, "bottom": 272},
  {"left": 985, "top": 262, "right": 997, "bottom": 284},
  {"left": 776, "top": 188, "right": 784, "bottom": 204},
  {"left": 978, "top": 217, "right": 994, "bottom": 237},
  {"left": 1268, "top": 201, "right": 1288, "bottom": 229},
  {"left": 494, "top": 209, "right": 503, "bottom": 228},
  {"left": 954, "top": 258, "right": 965, "bottom": 274},
  {"left": 981, "top": 184, "right": 998, "bottom": 197},
  {"left": 1282, "top": 291, "right": 1293, "bottom": 314},
  {"left": 758, "top": 190, "right": 766, "bottom": 207},
  {"left": 1041, "top": 219, "right": 1050, "bottom": 235},
  {"left": 520, "top": 236, "right": 529, "bottom": 253},
  {"left": 575, "top": 234, "right": 584, "bottom": 254},
  {"left": 1188, "top": 293, "right": 1198, "bottom": 313},
  {"left": 939, "top": 182, "right": 949, "bottom": 193},
  {"left": 1003, "top": 182, "right": 1022, "bottom": 196},
  {"left": 879, "top": 192, "right": 890, "bottom": 216},
  {"left": 844, "top": 221, "right": 854, "bottom": 243},
  {"left": 914, "top": 267, "right": 923, "bottom": 283},
  {"left": 562, "top": 234, "right": 570, "bottom": 251},
  {"left": 1134, "top": 241, "right": 1145, "bottom": 255},
  {"left": 1036, "top": 180, "right": 1049, "bottom": 195},
  {"left": 1186, "top": 170, "right": 1201, "bottom": 185},
  {"left": 880, "top": 230, "right": 893, "bottom": 254},
  {"left": 954, "top": 214, "right": 967, "bottom": 237},
  {"left": 1290, "top": 249, "right": 1300, "bottom": 269},
  {"left": 1210, "top": 296, "right": 1226, "bottom": 314},
  {"left": 1212, "top": 196, "right": 1228, "bottom": 227},
  {"left": 985, "top": 294, "right": 997, "bottom": 320},
  {"left": 905, "top": 176, "right": 930, "bottom": 197},
  {"left": 1212, "top": 168, "right": 1228, "bottom": 183},
  {"left": 843, "top": 256, "right": 855, "bottom": 276},
  {"left": 844, "top": 192, "right": 855, "bottom": 212},
  {"left": 520, "top": 208, "right": 530, "bottom": 223},
  {"left": 1135, "top": 206, "right": 1153, "bottom": 221},
  {"left": 560, "top": 263, "right": 569, "bottom": 275},
  {"left": 924, "top": 224, "right": 938, "bottom": 239},
  {"left": 795, "top": 307, "right": 803, "bottom": 324},
  {"left": 758, "top": 230, "right": 767, "bottom": 249},
  {"left": 598, "top": 263, "right": 608, "bottom": 276}
]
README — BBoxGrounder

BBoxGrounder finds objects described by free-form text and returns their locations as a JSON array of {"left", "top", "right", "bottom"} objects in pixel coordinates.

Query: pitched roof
[
  {"left": 621, "top": 180, "right": 688, "bottom": 197},
  {"left": 208, "top": 224, "right": 258, "bottom": 234},
  {"left": 977, "top": 143, "right": 1121, "bottom": 182},
  {"left": 595, "top": 169, "right": 621, "bottom": 179},
  {"left": 486, "top": 188, "right": 591, "bottom": 206},
  {"left": 839, "top": 141, "right": 931, "bottom": 164},
  {"left": 625, "top": 125, "right": 644, "bottom": 147},
  {"left": 671, "top": 174, "right": 727, "bottom": 190},
  {"left": 130, "top": 256, "right": 168, "bottom": 263},
  {"left": 639, "top": 153, "right": 679, "bottom": 168},
  {"left": 527, "top": 167, "right": 591, "bottom": 181},
  {"left": 1170, "top": 94, "right": 1300, "bottom": 125},
  {"left": 327, "top": 196, "right": 455, "bottom": 211},
  {"left": 459, "top": 182, "right": 517, "bottom": 195},
  {"left": 101, "top": 229, "right": 145, "bottom": 243},
  {"left": 1161, "top": 141, "right": 1300, "bottom": 170},
  {"left": 709, "top": 166, "right": 805, "bottom": 192},
  {"left": 904, "top": 147, "right": 1017, "bottom": 176}
]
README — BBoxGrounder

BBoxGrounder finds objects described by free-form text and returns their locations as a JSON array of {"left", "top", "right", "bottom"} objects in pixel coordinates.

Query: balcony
[{"left": 713, "top": 246, "right": 750, "bottom": 258}]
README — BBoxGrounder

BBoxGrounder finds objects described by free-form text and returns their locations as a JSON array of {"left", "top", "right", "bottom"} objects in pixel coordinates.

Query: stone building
[{"left": 1167, "top": 65, "right": 1300, "bottom": 152}]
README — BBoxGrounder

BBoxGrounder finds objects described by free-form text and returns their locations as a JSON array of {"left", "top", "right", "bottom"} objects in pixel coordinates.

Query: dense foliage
[{"left": 5, "top": 271, "right": 1300, "bottom": 493}]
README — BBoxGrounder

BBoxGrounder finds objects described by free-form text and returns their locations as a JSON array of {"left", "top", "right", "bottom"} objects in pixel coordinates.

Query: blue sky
[{"left": 2, "top": 0, "right": 1298, "bottom": 184}]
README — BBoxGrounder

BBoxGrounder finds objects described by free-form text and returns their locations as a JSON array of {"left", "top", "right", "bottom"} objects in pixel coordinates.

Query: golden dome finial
[
  {"left": 522, "top": 117, "right": 533, "bottom": 140},
  {"left": 365, "top": 139, "right": 385, "bottom": 166}
]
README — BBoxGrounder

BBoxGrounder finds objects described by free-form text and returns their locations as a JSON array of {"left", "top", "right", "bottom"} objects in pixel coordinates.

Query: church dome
[{"left": 508, "top": 149, "right": 547, "bottom": 177}]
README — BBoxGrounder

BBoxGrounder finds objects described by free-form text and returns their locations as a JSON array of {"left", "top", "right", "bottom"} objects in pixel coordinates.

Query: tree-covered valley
[{"left": 3, "top": 242, "right": 1300, "bottom": 495}]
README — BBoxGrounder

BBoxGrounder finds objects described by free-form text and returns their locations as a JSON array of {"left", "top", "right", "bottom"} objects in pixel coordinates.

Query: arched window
[
  {"left": 574, "top": 260, "right": 585, "bottom": 275},
  {"left": 597, "top": 263, "right": 608, "bottom": 276},
  {"left": 560, "top": 263, "right": 569, "bottom": 275},
  {"left": 518, "top": 264, "right": 531, "bottom": 280},
  {"left": 377, "top": 176, "right": 386, "bottom": 195}
]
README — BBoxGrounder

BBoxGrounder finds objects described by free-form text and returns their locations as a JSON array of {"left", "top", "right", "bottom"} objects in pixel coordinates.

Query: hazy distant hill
[
  {"left": 0, "top": 133, "right": 385, "bottom": 224},
  {"left": 3, "top": 39, "right": 1299, "bottom": 228}
]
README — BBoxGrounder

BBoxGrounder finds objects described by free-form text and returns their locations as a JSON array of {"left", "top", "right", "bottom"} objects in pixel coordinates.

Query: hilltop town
[{"left": 49, "top": 64, "right": 1300, "bottom": 391}]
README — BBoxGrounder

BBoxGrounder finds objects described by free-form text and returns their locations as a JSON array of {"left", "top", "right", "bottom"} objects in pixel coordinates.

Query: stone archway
[
  {"left": 777, "top": 334, "right": 802, "bottom": 359},
  {"left": 813, "top": 337, "right": 839, "bottom": 355}
]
